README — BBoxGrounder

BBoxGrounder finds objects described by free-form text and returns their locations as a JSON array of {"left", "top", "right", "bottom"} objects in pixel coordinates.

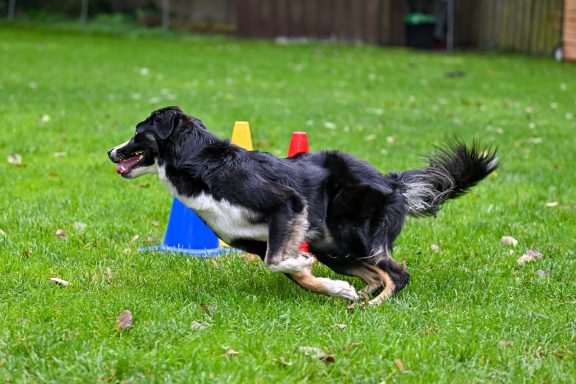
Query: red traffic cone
[
  {"left": 287, "top": 132, "right": 309, "bottom": 158},
  {"left": 287, "top": 131, "right": 310, "bottom": 253}
]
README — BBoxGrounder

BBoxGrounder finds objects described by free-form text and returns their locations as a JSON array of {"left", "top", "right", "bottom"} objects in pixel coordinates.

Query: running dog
[{"left": 108, "top": 106, "right": 498, "bottom": 305}]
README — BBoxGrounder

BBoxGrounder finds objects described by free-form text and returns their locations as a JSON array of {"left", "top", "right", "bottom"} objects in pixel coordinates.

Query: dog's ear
[{"left": 154, "top": 106, "right": 184, "bottom": 140}]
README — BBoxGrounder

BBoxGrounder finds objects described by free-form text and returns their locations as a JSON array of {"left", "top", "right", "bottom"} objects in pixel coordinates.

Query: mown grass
[{"left": 1, "top": 23, "right": 575, "bottom": 383}]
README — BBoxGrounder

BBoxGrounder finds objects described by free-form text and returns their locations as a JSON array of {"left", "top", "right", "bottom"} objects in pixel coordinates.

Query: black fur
[{"left": 108, "top": 106, "right": 499, "bottom": 302}]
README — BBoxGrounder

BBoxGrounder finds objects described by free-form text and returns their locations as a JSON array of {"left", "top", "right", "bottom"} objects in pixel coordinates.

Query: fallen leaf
[
  {"left": 394, "top": 358, "right": 406, "bottom": 372},
  {"left": 48, "top": 172, "right": 58, "bottom": 177},
  {"left": 22, "top": 249, "right": 31, "bottom": 257},
  {"left": 50, "top": 277, "right": 69, "bottom": 286},
  {"left": 106, "top": 267, "right": 113, "bottom": 282},
  {"left": 55, "top": 229, "right": 67, "bottom": 240},
  {"left": 431, "top": 244, "right": 441, "bottom": 253},
  {"left": 500, "top": 236, "right": 518, "bottom": 246},
  {"left": 299, "top": 346, "right": 334, "bottom": 362},
  {"left": 7, "top": 153, "right": 22, "bottom": 165},
  {"left": 346, "top": 302, "right": 357, "bottom": 311},
  {"left": 322, "top": 354, "right": 336, "bottom": 363},
  {"left": 151, "top": 220, "right": 159, "bottom": 227},
  {"left": 223, "top": 348, "right": 240, "bottom": 357},
  {"left": 499, "top": 339, "right": 512, "bottom": 346},
  {"left": 335, "top": 324, "right": 347, "bottom": 331},
  {"left": 517, "top": 249, "right": 543, "bottom": 265},
  {"left": 275, "top": 357, "right": 293, "bottom": 366},
  {"left": 299, "top": 346, "right": 325, "bottom": 358},
  {"left": 323, "top": 121, "right": 336, "bottom": 130},
  {"left": 365, "top": 134, "right": 376, "bottom": 141},
  {"left": 191, "top": 321, "right": 207, "bottom": 330},
  {"left": 200, "top": 304, "right": 215, "bottom": 315},
  {"left": 131, "top": 235, "right": 140, "bottom": 242},
  {"left": 116, "top": 310, "right": 133, "bottom": 330}
]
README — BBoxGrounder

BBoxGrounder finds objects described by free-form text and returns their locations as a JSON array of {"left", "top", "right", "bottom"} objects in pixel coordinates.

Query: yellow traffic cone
[
  {"left": 219, "top": 121, "right": 254, "bottom": 248},
  {"left": 230, "top": 121, "right": 253, "bottom": 150}
]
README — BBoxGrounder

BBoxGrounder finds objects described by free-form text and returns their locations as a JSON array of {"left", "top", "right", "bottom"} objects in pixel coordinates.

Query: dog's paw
[
  {"left": 268, "top": 253, "right": 315, "bottom": 273},
  {"left": 317, "top": 278, "right": 359, "bottom": 301}
]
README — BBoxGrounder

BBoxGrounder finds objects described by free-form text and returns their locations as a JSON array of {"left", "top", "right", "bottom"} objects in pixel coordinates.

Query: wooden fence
[
  {"left": 236, "top": 0, "right": 384, "bottom": 44},
  {"left": 455, "top": 0, "right": 564, "bottom": 55},
  {"left": 237, "top": 0, "right": 565, "bottom": 55}
]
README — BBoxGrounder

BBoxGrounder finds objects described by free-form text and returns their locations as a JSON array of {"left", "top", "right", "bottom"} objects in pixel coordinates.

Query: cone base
[{"left": 140, "top": 244, "right": 235, "bottom": 257}]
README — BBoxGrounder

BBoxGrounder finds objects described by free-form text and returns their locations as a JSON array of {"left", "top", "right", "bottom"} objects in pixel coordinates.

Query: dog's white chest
[{"left": 158, "top": 166, "right": 268, "bottom": 243}]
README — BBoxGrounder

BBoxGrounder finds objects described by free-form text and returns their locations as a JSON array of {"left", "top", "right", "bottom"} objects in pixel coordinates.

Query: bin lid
[{"left": 405, "top": 13, "right": 436, "bottom": 25}]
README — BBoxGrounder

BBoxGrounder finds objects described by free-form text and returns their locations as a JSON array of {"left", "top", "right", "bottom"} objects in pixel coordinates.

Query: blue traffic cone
[{"left": 142, "top": 198, "right": 232, "bottom": 257}]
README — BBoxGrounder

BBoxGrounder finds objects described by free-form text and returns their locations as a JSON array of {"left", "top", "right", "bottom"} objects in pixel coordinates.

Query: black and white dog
[{"left": 108, "top": 106, "right": 498, "bottom": 305}]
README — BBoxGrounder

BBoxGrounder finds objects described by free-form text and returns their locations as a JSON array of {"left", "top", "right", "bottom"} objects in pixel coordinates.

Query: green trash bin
[{"left": 405, "top": 13, "right": 436, "bottom": 49}]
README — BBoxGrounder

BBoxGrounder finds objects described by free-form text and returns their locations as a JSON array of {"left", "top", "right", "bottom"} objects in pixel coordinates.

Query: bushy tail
[{"left": 399, "top": 141, "right": 499, "bottom": 217}]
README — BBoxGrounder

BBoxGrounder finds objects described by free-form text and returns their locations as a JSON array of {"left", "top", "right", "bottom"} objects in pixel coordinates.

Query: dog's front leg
[
  {"left": 264, "top": 204, "right": 314, "bottom": 273},
  {"left": 265, "top": 205, "right": 359, "bottom": 302}
]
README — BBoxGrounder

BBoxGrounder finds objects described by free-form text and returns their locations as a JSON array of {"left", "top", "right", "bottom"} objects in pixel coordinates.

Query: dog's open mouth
[{"left": 116, "top": 151, "right": 144, "bottom": 175}]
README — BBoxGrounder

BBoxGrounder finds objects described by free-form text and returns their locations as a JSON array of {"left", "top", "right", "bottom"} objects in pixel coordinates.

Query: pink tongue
[{"left": 116, "top": 156, "right": 141, "bottom": 174}]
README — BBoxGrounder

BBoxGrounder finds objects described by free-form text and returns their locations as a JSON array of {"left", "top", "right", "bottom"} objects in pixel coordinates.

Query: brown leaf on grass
[
  {"left": 22, "top": 249, "right": 31, "bottom": 257},
  {"left": 335, "top": 324, "right": 347, "bottom": 331},
  {"left": 500, "top": 236, "right": 518, "bottom": 246},
  {"left": 299, "top": 346, "right": 334, "bottom": 363},
  {"left": 222, "top": 348, "right": 240, "bottom": 357},
  {"left": 48, "top": 172, "right": 58, "bottom": 177},
  {"left": 55, "top": 229, "right": 67, "bottom": 240},
  {"left": 322, "top": 354, "right": 336, "bottom": 363},
  {"left": 191, "top": 321, "right": 207, "bottom": 330},
  {"left": 394, "top": 358, "right": 406, "bottom": 372},
  {"left": 116, "top": 310, "right": 133, "bottom": 330},
  {"left": 106, "top": 267, "right": 113, "bottom": 282},
  {"left": 517, "top": 249, "right": 543, "bottom": 265},
  {"left": 200, "top": 304, "right": 215, "bottom": 315},
  {"left": 7, "top": 153, "right": 22, "bottom": 165},
  {"left": 50, "top": 277, "right": 69, "bottom": 286},
  {"left": 346, "top": 302, "right": 357, "bottom": 311}
]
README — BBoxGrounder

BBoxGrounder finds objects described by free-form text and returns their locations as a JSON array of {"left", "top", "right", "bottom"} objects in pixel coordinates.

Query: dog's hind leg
[
  {"left": 319, "top": 254, "right": 409, "bottom": 305},
  {"left": 288, "top": 268, "right": 359, "bottom": 302},
  {"left": 367, "top": 255, "right": 410, "bottom": 306}
]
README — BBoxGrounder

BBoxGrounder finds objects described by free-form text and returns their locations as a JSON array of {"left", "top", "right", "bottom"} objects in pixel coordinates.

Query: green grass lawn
[{"left": 1, "top": 23, "right": 575, "bottom": 383}]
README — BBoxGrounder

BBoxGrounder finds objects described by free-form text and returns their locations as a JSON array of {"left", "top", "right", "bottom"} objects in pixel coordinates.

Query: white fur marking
[
  {"left": 128, "top": 162, "right": 158, "bottom": 177},
  {"left": 158, "top": 165, "right": 268, "bottom": 243},
  {"left": 268, "top": 254, "right": 314, "bottom": 273},
  {"left": 318, "top": 278, "right": 359, "bottom": 301}
]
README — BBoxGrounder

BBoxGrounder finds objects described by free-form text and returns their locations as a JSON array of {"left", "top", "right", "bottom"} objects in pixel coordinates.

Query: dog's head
[{"left": 107, "top": 106, "right": 186, "bottom": 178}]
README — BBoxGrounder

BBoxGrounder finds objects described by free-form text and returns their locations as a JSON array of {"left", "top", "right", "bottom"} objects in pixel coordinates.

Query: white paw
[
  {"left": 268, "top": 254, "right": 315, "bottom": 273},
  {"left": 318, "top": 278, "right": 359, "bottom": 301}
]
